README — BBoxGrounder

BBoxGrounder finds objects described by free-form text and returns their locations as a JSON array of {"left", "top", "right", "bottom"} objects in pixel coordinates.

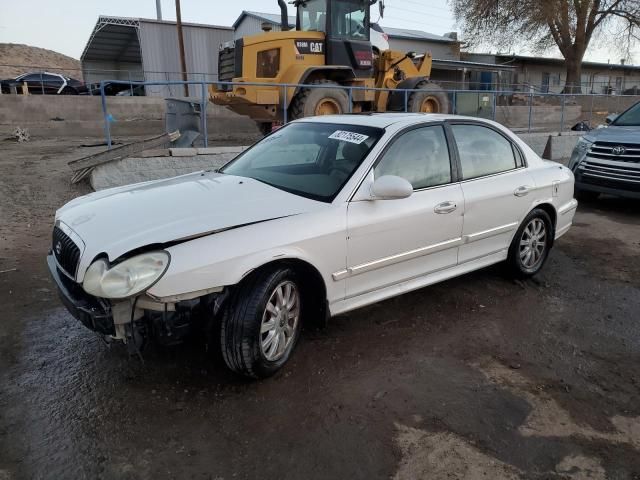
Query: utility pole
[
  {"left": 156, "top": 0, "right": 162, "bottom": 20},
  {"left": 175, "top": 0, "right": 189, "bottom": 97}
]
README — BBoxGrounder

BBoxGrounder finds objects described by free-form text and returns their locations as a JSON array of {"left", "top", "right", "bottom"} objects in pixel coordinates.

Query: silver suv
[{"left": 569, "top": 101, "right": 640, "bottom": 200}]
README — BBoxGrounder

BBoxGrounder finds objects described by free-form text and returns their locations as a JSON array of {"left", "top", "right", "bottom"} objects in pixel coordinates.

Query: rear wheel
[
  {"left": 220, "top": 267, "right": 303, "bottom": 378},
  {"left": 290, "top": 80, "right": 350, "bottom": 119},
  {"left": 507, "top": 209, "right": 553, "bottom": 278},
  {"left": 407, "top": 81, "right": 450, "bottom": 114}
]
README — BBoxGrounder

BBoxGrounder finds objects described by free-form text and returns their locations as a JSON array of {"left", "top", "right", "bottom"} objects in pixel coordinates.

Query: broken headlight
[{"left": 83, "top": 251, "right": 170, "bottom": 299}]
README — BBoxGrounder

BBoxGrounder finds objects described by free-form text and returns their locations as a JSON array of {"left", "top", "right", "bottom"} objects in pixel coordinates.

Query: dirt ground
[{"left": 1, "top": 137, "right": 639, "bottom": 480}]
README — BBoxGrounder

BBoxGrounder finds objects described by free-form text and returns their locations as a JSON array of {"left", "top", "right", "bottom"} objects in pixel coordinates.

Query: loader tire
[
  {"left": 407, "top": 81, "right": 450, "bottom": 114},
  {"left": 290, "top": 80, "right": 350, "bottom": 119}
]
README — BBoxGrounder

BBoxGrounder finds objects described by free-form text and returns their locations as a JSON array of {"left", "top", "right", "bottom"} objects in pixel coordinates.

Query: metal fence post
[
  {"left": 528, "top": 93, "right": 533, "bottom": 133},
  {"left": 560, "top": 95, "right": 566, "bottom": 132},
  {"left": 492, "top": 91, "right": 497, "bottom": 121},
  {"left": 283, "top": 85, "right": 288, "bottom": 124},
  {"left": 100, "top": 81, "right": 112, "bottom": 149},
  {"left": 589, "top": 94, "right": 595, "bottom": 127},
  {"left": 348, "top": 87, "right": 353, "bottom": 113},
  {"left": 128, "top": 70, "right": 133, "bottom": 96},
  {"left": 201, "top": 82, "right": 208, "bottom": 148},
  {"left": 404, "top": 89, "right": 408, "bottom": 112},
  {"left": 453, "top": 90, "right": 457, "bottom": 114}
]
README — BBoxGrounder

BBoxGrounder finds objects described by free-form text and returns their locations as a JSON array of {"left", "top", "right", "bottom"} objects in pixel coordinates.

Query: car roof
[{"left": 295, "top": 113, "right": 478, "bottom": 129}]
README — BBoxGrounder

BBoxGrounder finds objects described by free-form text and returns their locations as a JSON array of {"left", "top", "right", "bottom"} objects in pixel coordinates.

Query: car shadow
[{"left": 577, "top": 195, "right": 640, "bottom": 223}]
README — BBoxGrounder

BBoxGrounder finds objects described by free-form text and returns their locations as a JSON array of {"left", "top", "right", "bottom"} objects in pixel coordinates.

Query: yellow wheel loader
[{"left": 210, "top": 0, "right": 450, "bottom": 133}]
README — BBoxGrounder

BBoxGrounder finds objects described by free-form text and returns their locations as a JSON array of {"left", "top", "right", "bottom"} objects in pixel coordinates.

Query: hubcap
[
  {"left": 315, "top": 98, "right": 341, "bottom": 116},
  {"left": 420, "top": 97, "right": 439, "bottom": 113},
  {"left": 519, "top": 218, "right": 547, "bottom": 269},
  {"left": 259, "top": 281, "right": 300, "bottom": 362}
]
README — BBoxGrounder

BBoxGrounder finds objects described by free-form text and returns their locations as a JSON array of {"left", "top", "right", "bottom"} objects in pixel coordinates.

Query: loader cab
[{"left": 296, "top": 0, "right": 375, "bottom": 77}]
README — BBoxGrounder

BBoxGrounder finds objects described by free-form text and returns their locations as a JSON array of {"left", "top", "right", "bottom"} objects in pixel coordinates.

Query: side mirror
[
  {"left": 370, "top": 175, "right": 413, "bottom": 200},
  {"left": 605, "top": 114, "right": 618, "bottom": 125}
]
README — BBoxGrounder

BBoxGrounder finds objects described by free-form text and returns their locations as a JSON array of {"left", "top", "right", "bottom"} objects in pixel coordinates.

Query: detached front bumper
[{"left": 47, "top": 254, "right": 115, "bottom": 336}]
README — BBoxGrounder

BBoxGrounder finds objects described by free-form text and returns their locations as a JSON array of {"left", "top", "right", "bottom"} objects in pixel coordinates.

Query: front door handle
[
  {"left": 434, "top": 201, "right": 457, "bottom": 214},
  {"left": 514, "top": 185, "right": 531, "bottom": 197}
]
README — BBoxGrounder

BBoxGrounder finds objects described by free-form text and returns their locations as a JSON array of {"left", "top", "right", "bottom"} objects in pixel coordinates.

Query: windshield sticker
[{"left": 329, "top": 131, "right": 369, "bottom": 144}]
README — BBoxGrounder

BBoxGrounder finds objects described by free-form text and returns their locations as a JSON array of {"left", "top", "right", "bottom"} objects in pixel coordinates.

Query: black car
[{"left": 0, "top": 72, "right": 86, "bottom": 95}]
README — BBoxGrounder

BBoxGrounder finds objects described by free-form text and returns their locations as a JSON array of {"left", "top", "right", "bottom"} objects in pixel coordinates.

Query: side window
[
  {"left": 22, "top": 74, "right": 43, "bottom": 82},
  {"left": 43, "top": 74, "right": 62, "bottom": 83},
  {"left": 374, "top": 126, "right": 451, "bottom": 190},
  {"left": 451, "top": 125, "right": 518, "bottom": 180}
]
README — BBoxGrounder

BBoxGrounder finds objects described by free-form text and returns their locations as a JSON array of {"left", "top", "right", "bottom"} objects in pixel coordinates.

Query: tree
[{"left": 449, "top": 0, "right": 640, "bottom": 93}]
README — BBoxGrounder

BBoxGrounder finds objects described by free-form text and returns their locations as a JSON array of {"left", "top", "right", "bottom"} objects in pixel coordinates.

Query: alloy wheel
[
  {"left": 519, "top": 218, "right": 547, "bottom": 269},
  {"left": 260, "top": 281, "right": 300, "bottom": 361}
]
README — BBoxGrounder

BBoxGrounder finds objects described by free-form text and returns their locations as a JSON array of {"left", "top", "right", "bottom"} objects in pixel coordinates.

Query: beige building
[{"left": 465, "top": 53, "right": 640, "bottom": 94}]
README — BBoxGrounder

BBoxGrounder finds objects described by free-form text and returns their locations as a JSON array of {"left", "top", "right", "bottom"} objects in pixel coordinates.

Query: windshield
[
  {"left": 298, "top": 0, "right": 327, "bottom": 32},
  {"left": 220, "top": 122, "right": 383, "bottom": 202},
  {"left": 331, "top": 0, "right": 369, "bottom": 40},
  {"left": 613, "top": 102, "right": 640, "bottom": 126}
]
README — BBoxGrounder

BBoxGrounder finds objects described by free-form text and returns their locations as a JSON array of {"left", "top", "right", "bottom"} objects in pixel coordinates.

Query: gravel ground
[{"left": 1, "top": 137, "right": 639, "bottom": 480}]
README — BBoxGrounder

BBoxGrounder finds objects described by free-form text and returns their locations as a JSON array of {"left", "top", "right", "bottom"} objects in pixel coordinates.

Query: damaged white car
[{"left": 48, "top": 114, "right": 577, "bottom": 378}]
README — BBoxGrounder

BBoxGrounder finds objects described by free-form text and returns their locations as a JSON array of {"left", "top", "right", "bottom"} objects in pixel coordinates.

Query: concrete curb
[{"left": 90, "top": 146, "right": 249, "bottom": 190}]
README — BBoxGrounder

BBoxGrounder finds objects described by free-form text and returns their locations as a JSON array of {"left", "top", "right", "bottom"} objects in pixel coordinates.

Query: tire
[
  {"left": 574, "top": 188, "right": 599, "bottom": 202},
  {"left": 290, "top": 80, "right": 350, "bottom": 119},
  {"left": 507, "top": 208, "right": 553, "bottom": 278},
  {"left": 407, "top": 81, "right": 450, "bottom": 114},
  {"left": 220, "top": 267, "right": 303, "bottom": 378}
]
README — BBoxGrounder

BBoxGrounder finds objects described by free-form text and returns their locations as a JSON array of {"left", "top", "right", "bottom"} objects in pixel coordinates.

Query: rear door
[
  {"left": 345, "top": 124, "right": 464, "bottom": 298},
  {"left": 448, "top": 122, "right": 535, "bottom": 264}
]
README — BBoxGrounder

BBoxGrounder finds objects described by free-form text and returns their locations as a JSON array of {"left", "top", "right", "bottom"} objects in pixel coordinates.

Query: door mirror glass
[{"left": 371, "top": 175, "right": 413, "bottom": 200}]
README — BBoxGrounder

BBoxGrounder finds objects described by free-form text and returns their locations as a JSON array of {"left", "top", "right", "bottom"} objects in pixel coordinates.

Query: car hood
[
  {"left": 588, "top": 125, "right": 640, "bottom": 143},
  {"left": 56, "top": 171, "right": 327, "bottom": 264}
]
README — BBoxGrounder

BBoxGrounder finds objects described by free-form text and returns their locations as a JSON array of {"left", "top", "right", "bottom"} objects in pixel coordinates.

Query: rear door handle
[
  {"left": 514, "top": 185, "right": 531, "bottom": 197},
  {"left": 434, "top": 201, "right": 457, "bottom": 214}
]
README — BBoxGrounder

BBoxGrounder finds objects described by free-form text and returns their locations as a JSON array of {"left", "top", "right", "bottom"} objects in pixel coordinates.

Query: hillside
[{"left": 0, "top": 44, "right": 81, "bottom": 79}]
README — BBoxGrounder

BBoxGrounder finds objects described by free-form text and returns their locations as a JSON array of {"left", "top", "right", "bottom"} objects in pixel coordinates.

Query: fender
[
  {"left": 293, "top": 66, "right": 356, "bottom": 98},
  {"left": 387, "top": 77, "right": 428, "bottom": 111}
]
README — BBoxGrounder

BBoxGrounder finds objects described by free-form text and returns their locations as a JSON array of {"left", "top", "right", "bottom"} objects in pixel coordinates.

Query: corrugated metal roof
[
  {"left": 433, "top": 58, "right": 516, "bottom": 71},
  {"left": 233, "top": 11, "right": 296, "bottom": 29},
  {"left": 81, "top": 16, "right": 232, "bottom": 63},
  {"left": 233, "top": 11, "right": 458, "bottom": 46},
  {"left": 383, "top": 27, "right": 457, "bottom": 44}
]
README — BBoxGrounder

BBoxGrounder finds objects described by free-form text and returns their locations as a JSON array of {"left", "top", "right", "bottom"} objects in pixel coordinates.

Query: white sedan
[{"left": 48, "top": 114, "right": 577, "bottom": 378}]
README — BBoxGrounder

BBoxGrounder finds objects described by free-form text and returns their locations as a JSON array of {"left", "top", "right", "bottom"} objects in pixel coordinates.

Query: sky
[{"left": 0, "top": 0, "right": 637, "bottom": 64}]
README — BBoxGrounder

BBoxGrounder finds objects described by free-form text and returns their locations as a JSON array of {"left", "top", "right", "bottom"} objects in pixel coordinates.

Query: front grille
[
  {"left": 578, "top": 159, "right": 640, "bottom": 192},
  {"left": 52, "top": 226, "right": 81, "bottom": 279},
  {"left": 587, "top": 142, "right": 640, "bottom": 163}
]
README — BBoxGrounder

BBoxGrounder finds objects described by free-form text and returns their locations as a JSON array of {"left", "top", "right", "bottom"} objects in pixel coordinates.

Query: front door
[
  {"left": 345, "top": 125, "right": 464, "bottom": 299},
  {"left": 448, "top": 122, "right": 536, "bottom": 264}
]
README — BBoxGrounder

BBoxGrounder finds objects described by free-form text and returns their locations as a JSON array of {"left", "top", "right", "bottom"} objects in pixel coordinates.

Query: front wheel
[
  {"left": 290, "top": 80, "right": 350, "bottom": 119},
  {"left": 220, "top": 267, "right": 303, "bottom": 378},
  {"left": 507, "top": 209, "right": 553, "bottom": 277}
]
